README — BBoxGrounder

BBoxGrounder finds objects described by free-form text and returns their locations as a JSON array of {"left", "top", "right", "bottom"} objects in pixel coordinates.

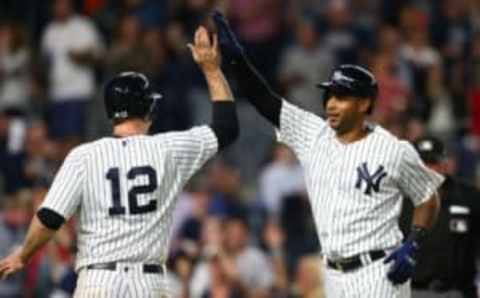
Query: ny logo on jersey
[{"left": 355, "top": 162, "right": 387, "bottom": 196}]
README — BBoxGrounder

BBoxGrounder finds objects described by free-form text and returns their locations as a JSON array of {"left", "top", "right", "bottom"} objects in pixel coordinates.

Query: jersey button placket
[
  {"left": 327, "top": 140, "right": 342, "bottom": 253},
  {"left": 332, "top": 142, "right": 346, "bottom": 255}
]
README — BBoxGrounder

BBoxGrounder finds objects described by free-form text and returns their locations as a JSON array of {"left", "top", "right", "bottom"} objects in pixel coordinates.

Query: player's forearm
[
  {"left": 19, "top": 215, "right": 57, "bottom": 263},
  {"left": 203, "top": 68, "right": 234, "bottom": 102},
  {"left": 412, "top": 192, "right": 440, "bottom": 230},
  {"left": 202, "top": 68, "right": 239, "bottom": 149},
  {"left": 230, "top": 53, "right": 282, "bottom": 127},
  {"left": 212, "top": 11, "right": 281, "bottom": 126}
]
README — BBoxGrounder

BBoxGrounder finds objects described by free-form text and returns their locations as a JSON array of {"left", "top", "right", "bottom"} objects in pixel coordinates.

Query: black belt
[
  {"left": 412, "top": 280, "right": 456, "bottom": 293},
  {"left": 86, "top": 262, "right": 164, "bottom": 274},
  {"left": 327, "top": 250, "right": 386, "bottom": 272}
]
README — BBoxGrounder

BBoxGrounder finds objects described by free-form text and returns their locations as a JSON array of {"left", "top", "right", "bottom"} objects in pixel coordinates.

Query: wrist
[
  {"left": 202, "top": 66, "right": 222, "bottom": 76},
  {"left": 407, "top": 226, "right": 428, "bottom": 247},
  {"left": 16, "top": 247, "right": 29, "bottom": 264}
]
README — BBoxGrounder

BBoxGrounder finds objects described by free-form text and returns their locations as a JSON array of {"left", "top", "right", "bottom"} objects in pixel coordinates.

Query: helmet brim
[
  {"left": 150, "top": 93, "right": 163, "bottom": 101},
  {"left": 316, "top": 82, "right": 333, "bottom": 89},
  {"left": 316, "top": 81, "right": 353, "bottom": 96}
]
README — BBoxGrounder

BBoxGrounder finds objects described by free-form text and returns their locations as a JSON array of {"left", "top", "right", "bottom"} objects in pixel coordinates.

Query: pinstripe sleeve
[
  {"left": 40, "top": 147, "right": 85, "bottom": 219},
  {"left": 397, "top": 142, "right": 445, "bottom": 206},
  {"left": 164, "top": 126, "right": 218, "bottom": 182},
  {"left": 276, "top": 100, "right": 327, "bottom": 162}
]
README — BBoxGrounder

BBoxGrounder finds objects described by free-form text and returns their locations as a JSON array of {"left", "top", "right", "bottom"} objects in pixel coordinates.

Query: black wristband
[
  {"left": 37, "top": 208, "right": 66, "bottom": 230},
  {"left": 407, "top": 226, "right": 428, "bottom": 246},
  {"left": 210, "top": 101, "right": 239, "bottom": 150}
]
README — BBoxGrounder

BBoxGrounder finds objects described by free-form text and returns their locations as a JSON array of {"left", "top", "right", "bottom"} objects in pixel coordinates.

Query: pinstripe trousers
[
  {"left": 323, "top": 258, "right": 411, "bottom": 298},
  {"left": 73, "top": 263, "right": 172, "bottom": 298}
]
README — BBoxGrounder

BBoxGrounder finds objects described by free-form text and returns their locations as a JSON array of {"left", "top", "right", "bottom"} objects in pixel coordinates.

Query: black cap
[
  {"left": 413, "top": 136, "right": 446, "bottom": 163},
  {"left": 317, "top": 64, "right": 378, "bottom": 99}
]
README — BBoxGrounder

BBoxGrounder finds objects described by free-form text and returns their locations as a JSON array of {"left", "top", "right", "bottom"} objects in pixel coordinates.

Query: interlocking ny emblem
[{"left": 355, "top": 162, "right": 387, "bottom": 195}]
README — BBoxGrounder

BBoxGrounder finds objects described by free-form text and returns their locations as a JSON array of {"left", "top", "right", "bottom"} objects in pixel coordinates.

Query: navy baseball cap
[
  {"left": 317, "top": 64, "right": 378, "bottom": 99},
  {"left": 413, "top": 136, "right": 446, "bottom": 163}
]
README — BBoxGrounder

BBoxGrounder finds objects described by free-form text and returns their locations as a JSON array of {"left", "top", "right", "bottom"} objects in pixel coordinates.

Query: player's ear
[{"left": 358, "top": 97, "right": 371, "bottom": 114}]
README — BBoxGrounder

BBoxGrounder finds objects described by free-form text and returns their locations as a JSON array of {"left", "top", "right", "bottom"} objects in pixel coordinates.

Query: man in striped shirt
[
  {"left": 0, "top": 26, "right": 238, "bottom": 297},
  {"left": 213, "top": 12, "right": 444, "bottom": 298}
]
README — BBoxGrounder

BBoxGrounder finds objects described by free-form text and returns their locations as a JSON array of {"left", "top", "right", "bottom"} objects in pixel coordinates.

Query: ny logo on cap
[
  {"left": 355, "top": 162, "right": 387, "bottom": 196},
  {"left": 333, "top": 71, "right": 354, "bottom": 83},
  {"left": 114, "top": 111, "right": 128, "bottom": 118}
]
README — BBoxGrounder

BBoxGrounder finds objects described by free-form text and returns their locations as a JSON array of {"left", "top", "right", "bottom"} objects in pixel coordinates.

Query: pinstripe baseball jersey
[
  {"left": 40, "top": 126, "right": 218, "bottom": 271},
  {"left": 277, "top": 101, "right": 444, "bottom": 259}
]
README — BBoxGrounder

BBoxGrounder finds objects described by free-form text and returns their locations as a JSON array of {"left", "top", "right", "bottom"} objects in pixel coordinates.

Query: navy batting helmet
[
  {"left": 104, "top": 72, "right": 162, "bottom": 121},
  {"left": 317, "top": 64, "right": 378, "bottom": 113}
]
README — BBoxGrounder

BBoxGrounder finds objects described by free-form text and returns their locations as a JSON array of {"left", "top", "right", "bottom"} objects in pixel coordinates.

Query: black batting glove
[{"left": 211, "top": 10, "right": 245, "bottom": 64}]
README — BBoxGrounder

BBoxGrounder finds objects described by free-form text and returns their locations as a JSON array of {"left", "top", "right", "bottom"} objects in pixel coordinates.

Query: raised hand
[{"left": 188, "top": 26, "right": 220, "bottom": 73}]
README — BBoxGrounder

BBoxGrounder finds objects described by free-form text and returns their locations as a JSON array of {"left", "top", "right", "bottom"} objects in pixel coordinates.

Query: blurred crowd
[{"left": 0, "top": 0, "right": 479, "bottom": 297}]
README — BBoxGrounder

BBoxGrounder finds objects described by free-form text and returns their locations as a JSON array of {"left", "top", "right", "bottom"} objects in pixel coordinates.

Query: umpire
[{"left": 400, "top": 136, "right": 480, "bottom": 298}]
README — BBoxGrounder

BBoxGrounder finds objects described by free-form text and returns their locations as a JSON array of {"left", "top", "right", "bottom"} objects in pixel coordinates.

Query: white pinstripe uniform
[
  {"left": 40, "top": 126, "right": 218, "bottom": 297},
  {"left": 277, "top": 101, "right": 444, "bottom": 298}
]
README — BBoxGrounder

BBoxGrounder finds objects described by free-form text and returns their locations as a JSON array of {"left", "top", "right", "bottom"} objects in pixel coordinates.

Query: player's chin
[{"left": 327, "top": 118, "right": 340, "bottom": 129}]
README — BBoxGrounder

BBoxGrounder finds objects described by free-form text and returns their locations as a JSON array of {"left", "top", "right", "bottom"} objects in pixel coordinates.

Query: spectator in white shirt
[
  {"left": 0, "top": 22, "right": 31, "bottom": 114},
  {"left": 278, "top": 17, "right": 334, "bottom": 115},
  {"left": 259, "top": 144, "right": 306, "bottom": 218},
  {"left": 41, "top": 0, "right": 103, "bottom": 147},
  {"left": 190, "top": 216, "right": 275, "bottom": 298}
]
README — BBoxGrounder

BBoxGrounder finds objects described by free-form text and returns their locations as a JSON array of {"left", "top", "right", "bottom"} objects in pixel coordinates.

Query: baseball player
[
  {"left": 213, "top": 12, "right": 444, "bottom": 297},
  {"left": 0, "top": 26, "right": 238, "bottom": 297},
  {"left": 400, "top": 136, "right": 480, "bottom": 298}
]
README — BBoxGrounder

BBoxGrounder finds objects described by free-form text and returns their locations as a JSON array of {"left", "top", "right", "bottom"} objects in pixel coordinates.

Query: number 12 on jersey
[{"left": 106, "top": 166, "right": 158, "bottom": 216}]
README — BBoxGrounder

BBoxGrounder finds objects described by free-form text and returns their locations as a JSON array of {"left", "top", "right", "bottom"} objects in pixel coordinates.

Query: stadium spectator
[
  {"left": 259, "top": 144, "right": 305, "bottom": 218},
  {"left": 400, "top": 24, "right": 441, "bottom": 120},
  {"left": 278, "top": 16, "right": 334, "bottom": 114},
  {"left": 0, "top": 195, "right": 30, "bottom": 298},
  {"left": 289, "top": 255, "right": 325, "bottom": 298},
  {"left": 190, "top": 216, "right": 275, "bottom": 297},
  {"left": 41, "top": 0, "right": 104, "bottom": 148},
  {"left": 104, "top": 14, "right": 148, "bottom": 77},
  {"left": 0, "top": 22, "right": 31, "bottom": 114},
  {"left": 320, "top": 0, "right": 364, "bottom": 64}
]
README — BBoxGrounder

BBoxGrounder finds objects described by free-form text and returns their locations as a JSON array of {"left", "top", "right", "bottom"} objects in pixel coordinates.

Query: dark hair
[{"left": 226, "top": 215, "right": 250, "bottom": 230}]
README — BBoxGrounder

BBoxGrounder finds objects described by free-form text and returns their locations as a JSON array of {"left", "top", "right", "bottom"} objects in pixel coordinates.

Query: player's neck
[
  {"left": 113, "top": 119, "right": 150, "bottom": 137},
  {"left": 335, "top": 123, "right": 370, "bottom": 144}
]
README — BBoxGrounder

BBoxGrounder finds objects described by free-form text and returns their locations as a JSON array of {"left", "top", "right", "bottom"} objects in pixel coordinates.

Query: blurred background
[{"left": 0, "top": 0, "right": 479, "bottom": 297}]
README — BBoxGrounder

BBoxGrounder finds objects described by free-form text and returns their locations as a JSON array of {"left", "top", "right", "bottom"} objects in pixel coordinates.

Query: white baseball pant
[
  {"left": 322, "top": 256, "right": 411, "bottom": 298},
  {"left": 73, "top": 262, "right": 172, "bottom": 298}
]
